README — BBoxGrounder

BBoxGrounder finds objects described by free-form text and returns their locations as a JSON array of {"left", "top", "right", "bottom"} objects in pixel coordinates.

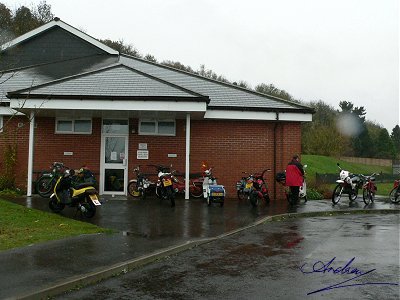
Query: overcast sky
[{"left": 4, "top": 0, "right": 399, "bottom": 131}]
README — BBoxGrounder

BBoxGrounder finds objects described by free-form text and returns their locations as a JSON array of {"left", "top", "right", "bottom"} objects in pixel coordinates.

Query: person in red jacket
[{"left": 285, "top": 155, "right": 304, "bottom": 204}]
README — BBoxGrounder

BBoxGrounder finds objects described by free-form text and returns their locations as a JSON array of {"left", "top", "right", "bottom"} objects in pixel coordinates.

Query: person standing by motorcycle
[{"left": 285, "top": 155, "right": 304, "bottom": 204}]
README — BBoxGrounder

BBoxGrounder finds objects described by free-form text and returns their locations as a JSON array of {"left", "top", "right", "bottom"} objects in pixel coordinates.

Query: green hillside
[
  {"left": 301, "top": 155, "right": 394, "bottom": 196},
  {"left": 302, "top": 155, "right": 391, "bottom": 180}
]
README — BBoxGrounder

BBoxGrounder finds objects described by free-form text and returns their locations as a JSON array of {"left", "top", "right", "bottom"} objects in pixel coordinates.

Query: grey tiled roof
[
  {"left": 119, "top": 55, "right": 311, "bottom": 112},
  {"left": 10, "top": 64, "right": 207, "bottom": 100},
  {"left": 0, "top": 55, "right": 118, "bottom": 101}
]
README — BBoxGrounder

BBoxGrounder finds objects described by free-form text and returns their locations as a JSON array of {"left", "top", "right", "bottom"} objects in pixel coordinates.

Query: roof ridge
[
  {"left": 119, "top": 64, "right": 208, "bottom": 99},
  {"left": 120, "top": 53, "right": 312, "bottom": 111}
]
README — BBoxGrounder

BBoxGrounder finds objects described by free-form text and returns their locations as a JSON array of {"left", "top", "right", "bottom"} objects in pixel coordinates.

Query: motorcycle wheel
[
  {"left": 362, "top": 188, "right": 373, "bottom": 205},
  {"left": 332, "top": 184, "right": 342, "bottom": 205},
  {"left": 48, "top": 198, "right": 65, "bottom": 213},
  {"left": 237, "top": 189, "right": 247, "bottom": 201},
  {"left": 349, "top": 188, "right": 358, "bottom": 202},
  {"left": 263, "top": 194, "right": 270, "bottom": 204},
  {"left": 166, "top": 188, "right": 175, "bottom": 207},
  {"left": 128, "top": 181, "right": 141, "bottom": 197},
  {"left": 81, "top": 201, "right": 96, "bottom": 218},
  {"left": 190, "top": 184, "right": 203, "bottom": 198},
  {"left": 389, "top": 188, "right": 400, "bottom": 204},
  {"left": 249, "top": 191, "right": 259, "bottom": 207},
  {"left": 207, "top": 195, "right": 211, "bottom": 206},
  {"left": 37, "top": 176, "right": 54, "bottom": 198}
]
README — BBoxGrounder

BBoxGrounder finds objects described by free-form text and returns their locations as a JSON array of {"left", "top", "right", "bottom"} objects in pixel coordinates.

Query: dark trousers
[{"left": 289, "top": 186, "right": 300, "bottom": 203}]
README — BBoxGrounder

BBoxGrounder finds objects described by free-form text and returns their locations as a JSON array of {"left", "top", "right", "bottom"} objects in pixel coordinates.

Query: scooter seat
[{"left": 74, "top": 183, "right": 94, "bottom": 189}]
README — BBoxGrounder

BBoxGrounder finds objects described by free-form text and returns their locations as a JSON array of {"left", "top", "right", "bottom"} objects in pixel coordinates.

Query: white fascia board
[
  {"left": 278, "top": 112, "right": 313, "bottom": 122},
  {"left": 0, "top": 107, "right": 24, "bottom": 116},
  {"left": 1, "top": 20, "right": 119, "bottom": 55},
  {"left": 204, "top": 110, "right": 313, "bottom": 121},
  {"left": 9, "top": 99, "right": 207, "bottom": 112},
  {"left": 204, "top": 110, "right": 277, "bottom": 120}
]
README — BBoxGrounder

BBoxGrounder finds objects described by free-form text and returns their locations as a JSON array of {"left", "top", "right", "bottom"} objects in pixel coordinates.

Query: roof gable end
[{"left": 0, "top": 18, "right": 118, "bottom": 55}]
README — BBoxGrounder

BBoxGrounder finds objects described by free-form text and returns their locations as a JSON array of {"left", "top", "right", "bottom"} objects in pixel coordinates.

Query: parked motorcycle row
[
  {"left": 128, "top": 164, "right": 225, "bottom": 207},
  {"left": 330, "top": 163, "right": 395, "bottom": 206},
  {"left": 38, "top": 160, "right": 400, "bottom": 217}
]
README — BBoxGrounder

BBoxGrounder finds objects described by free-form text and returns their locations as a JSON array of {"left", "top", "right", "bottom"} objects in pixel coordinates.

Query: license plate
[
  {"left": 211, "top": 192, "right": 224, "bottom": 197},
  {"left": 163, "top": 179, "right": 172, "bottom": 187},
  {"left": 89, "top": 194, "right": 101, "bottom": 206},
  {"left": 245, "top": 182, "right": 253, "bottom": 189}
]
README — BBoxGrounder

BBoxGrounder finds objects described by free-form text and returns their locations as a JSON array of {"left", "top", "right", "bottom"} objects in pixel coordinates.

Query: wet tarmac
[
  {"left": 58, "top": 214, "right": 400, "bottom": 300},
  {"left": 0, "top": 195, "right": 399, "bottom": 299}
]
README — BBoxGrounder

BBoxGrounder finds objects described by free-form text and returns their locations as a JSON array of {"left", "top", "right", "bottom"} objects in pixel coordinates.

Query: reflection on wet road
[{"left": 58, "top": 214, "right": 400, "bottom": 300}]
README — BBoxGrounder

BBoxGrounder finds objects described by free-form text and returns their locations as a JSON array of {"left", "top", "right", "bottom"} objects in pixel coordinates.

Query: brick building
[{"left": 0, "top": 18, "right": 313, "bottom": 200}]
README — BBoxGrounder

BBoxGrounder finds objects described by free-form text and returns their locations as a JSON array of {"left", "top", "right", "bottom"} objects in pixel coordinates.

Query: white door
[{"left": 101, "top": 135, "right": 128, "bottom": 195}]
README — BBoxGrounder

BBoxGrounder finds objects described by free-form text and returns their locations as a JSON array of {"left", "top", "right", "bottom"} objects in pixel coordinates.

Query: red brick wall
[
  {"left": 0, "top": 116, "right": 30, "bottom": 190},
  {"left": 1, "top": 116, "right": 302, "bottom": 200}
]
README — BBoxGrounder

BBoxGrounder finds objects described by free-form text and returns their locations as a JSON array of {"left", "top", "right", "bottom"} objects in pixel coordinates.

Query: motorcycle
[
  {"left": 154, "top": 165, "right": 176, "bottom": 207},
  {"left": 332, "top": 163, "right": 363, "bottom": 205},
  {"left": 236, "top": 172, "right": 252, "bottom": 201},
  {"left": 36, "top": 162, "right": 66, "bottom": 198},
  {"left": 275, "top": 165, "right": 308, "bottom": 204},
  {"left": 389, "top": 172, "right": 400, "bottom": 204},
  {"left": 128, "top": 166, "right": 155, "bottom": 199},
  {"left": 248, "top": 169, "right": 271, "bottom": 207},
  {"left": 170, "top": 169, "right": 204, "bottom": 198},
  {"left": 361, "top": 173, "right": 378, "bottom": 205},
  {"left": 202, "top": 167, "right": 225, "bottom": 207},
  {"left": 48, "top": 168, "right": 101, "bottom": 218}
]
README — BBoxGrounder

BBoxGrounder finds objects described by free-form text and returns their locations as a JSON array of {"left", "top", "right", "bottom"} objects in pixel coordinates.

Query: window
[
  {"left": 102, "top": 119, "right": 129, "bottom": 134},
  {"left": 55, "top": 119, "right": 92, "bottom": 134},
  {"left": 139, "top": 119, "right": 175, "bottom": 136}
]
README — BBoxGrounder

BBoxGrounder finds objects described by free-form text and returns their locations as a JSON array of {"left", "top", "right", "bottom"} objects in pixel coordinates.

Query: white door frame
[{"left": 100, "top": 127, "right": 129, "bottom": 196}]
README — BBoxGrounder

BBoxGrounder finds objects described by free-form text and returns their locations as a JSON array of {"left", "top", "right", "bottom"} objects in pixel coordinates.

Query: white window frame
[
  {"left": 55, "top": 118, "right": 92, "bottom": 134},
  {"left": 0, "top": 116, "right": 3, "bottom": 133},
  {"left": 138, "top": 119, "right": 176, "bottom": 136}
]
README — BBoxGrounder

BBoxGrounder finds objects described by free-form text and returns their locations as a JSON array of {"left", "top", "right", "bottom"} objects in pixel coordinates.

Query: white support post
[
  {"left": 185, "top": 113, "right": 191, "bottom": 199},
  {"left": 27, "top": 111, "right": 35, "bottom": 196}
]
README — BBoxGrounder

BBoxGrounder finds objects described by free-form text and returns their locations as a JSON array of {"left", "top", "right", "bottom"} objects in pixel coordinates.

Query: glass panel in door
[{"left": 103, "top": 136, "right": 127, "bottom": 194}]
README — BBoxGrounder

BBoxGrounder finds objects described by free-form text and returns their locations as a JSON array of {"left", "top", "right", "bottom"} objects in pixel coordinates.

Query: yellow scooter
[{"left": 49, "top": 168, "right": 101, "bottom": 218}]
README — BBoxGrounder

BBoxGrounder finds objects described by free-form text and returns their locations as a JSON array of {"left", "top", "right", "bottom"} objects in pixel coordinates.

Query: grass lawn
[
  {"left": 0, "top": 199, "right": 112, "bottom": 251},
  {"left": 302, "top": 155, "right": 395, "bottom": 197}
]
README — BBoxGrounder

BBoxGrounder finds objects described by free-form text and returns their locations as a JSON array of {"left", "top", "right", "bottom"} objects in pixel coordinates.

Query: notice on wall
[
  {"left": 138, "top": 143, "right": 147, "bottom": 150},
  {"left": 137, "top": 150, "right": 149, "bottom": 160},
  {"left": 168, "top": 153, "right": 177, "bottom": 158},
  {"left": 110, "top": 151, "right": 117, "bottom": 161}
]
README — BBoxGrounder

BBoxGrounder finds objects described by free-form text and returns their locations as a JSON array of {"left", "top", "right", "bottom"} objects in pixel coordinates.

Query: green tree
[
  {"left": 302, "top": 100, "right": 348, "bottom": 156},
  {"left": 376, "top": 128, "right": 395, "bottom": 159},
  {"left": 99, "top": 39, "right": 142, "bottom": 57},
  {"left": 255, "top": 83, "right": 298, "bottom": 102},
  {"left": 144, "top": 54, "right": 157, "bottom": 63},
  {"left": 0, "top": 3, "right": 12, "bottom": 44},
  {"left": 390, "top": 125, "right": 400, "bottom": 158}
]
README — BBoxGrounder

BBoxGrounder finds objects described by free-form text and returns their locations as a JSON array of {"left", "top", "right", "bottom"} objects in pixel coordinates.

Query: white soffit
[
  {"left": 9, "top": 99, "right": 207, "bottom": 112},
  {"left": 204, "top": 110, "right": 312, "bottom": 121},
  {"left": 0, "top": 107, "right": 23, "bottom": 116}
]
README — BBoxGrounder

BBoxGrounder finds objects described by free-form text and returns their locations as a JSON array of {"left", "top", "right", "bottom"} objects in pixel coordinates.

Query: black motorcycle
[
  {"left": 36, "top": 162, "right": 66, "bottom": 198},
  {"left": 49, "top": 168, "right": 101, "bottom": 218},
  {"left": 154, "top": 165, "right": 176, "bottom": 207}
]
